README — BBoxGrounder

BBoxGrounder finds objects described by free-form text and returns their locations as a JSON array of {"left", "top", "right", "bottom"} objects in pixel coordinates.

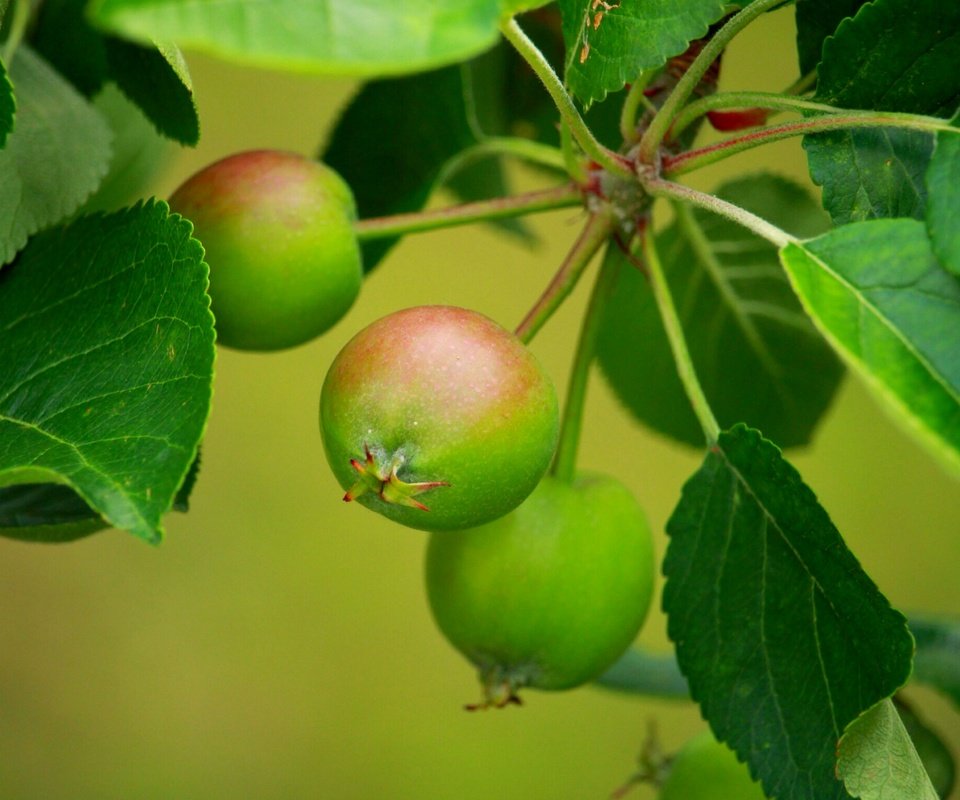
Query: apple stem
[
  {"left": 641, "top": 226, "right": 720, "bottom": 446},
  {"left": 550, "top": 233, "right": 623, "bottom": 484},
  {"left": 353, "top": 183, "right": 583, "bottom": 241},
  {"left": 500, "top": 17, "right": 633, "bottom": 180},
  {"left": 514, "top": 209, "right": 617, "bottom": 345}
]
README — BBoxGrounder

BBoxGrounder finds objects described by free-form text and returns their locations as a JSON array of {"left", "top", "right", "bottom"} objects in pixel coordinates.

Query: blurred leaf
[
  {"left": 894, "top": 696, "right": 956, "bottom": 798},
  {"left": 803, "top": 0, "right": 960, "bottom": 224},
  {"left": 597, "top": 174, "right": 842, "bottom": 449},
  {"left": 0, "top": 59, "right": 13, "bottom": 146},
  {"left": 80, "top": 84, "right": 176, "bottom": 214},
  {"left": 32, "top": 0, "right": 109, "bottom": 95},
  {"left": 837, "top": 699, "right": 938, "bottom": 800},
  {"left": 91, "top": 0, "right": 503, "bottom": 76},
  {"left": 501, "top": 0, "right": 552, "bottom": 12},
  {"left": 664, "top": 424, "right": 914, "bottom": 800},
  {"left": 780, "top": 219, "right": 960, "bottom": 477},
  {"left": 794, "top": 0, "right": 871, "bottom": 77},
  {"left": 0, "top": 483, "right": 109, "bottom": 542},
  {"left": 909, "top": 615, "right": 960, "bottom": 708},
  {"left": 594, "top": 647, "right": 689, "bottom": 698},
  {"left": 925, "top": 113, "right": 960, "bottom": 276},
  {"left": 0, "top": 202, "right": 214, "bottom": 544},
  {"left": 105, "top": 38, "right": 199, "bottom": 145},
  {"left": 0, "top": 47, "right": 111, "bottom": 266},
  {"left": 558, "top": 0, "right": 726, "bottom": 105},
  {"left": 324, "top": 64, "right": 498, "bottom": 271}
]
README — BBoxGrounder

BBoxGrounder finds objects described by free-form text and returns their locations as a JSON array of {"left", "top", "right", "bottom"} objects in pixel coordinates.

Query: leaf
[
  {"left": 837, "top": 699, "right": 938, "bottom": 800},
  {"left": 0, "top": 59, "right": 13, "bottom": 147},
  {"left": 91, "top": 0, "right": 503, "bottom": 77},
  {"left": 663, "top": 424, "right": 914, "bottom": 800},
  {"left": 0, "top": 202, "right": 215, "bottom": 544},
  {"left": 893, "top": 696, "right": 956, "bottom": 798},
  {"left": 0, "top": 47, "right": 112, "bottom": 265},
  {"left": 105, "top": 38, "right": 199, "bottom": 145},
  {"left": 909, "top": 615, "right": 960, "bottom": 709},
  {"left": 32, "top": 0, "right": 110, "bottom": 96},
  {"left": 803, "top": 0, "right": 960, "bottom": 224},
  {"left": 80, "top": 84, "right": 176, "bottom": 214},
  {"left": 794, "top": 0, "right": 872, "bottom": 77},
  {"left": 925, "top": 112, "right": 960, "bottom": 277},
  {"left": 597, "top": 174, "right": 842, "bottom": 449},
  {"left": 780, "top": 219, "right": 960, "bottom": 477},
  {"left": 323, "top": 64, "right": 490, "bottom": 271},
  {"left": 558, "top": 0, "right": 727, "bottom": 106}
]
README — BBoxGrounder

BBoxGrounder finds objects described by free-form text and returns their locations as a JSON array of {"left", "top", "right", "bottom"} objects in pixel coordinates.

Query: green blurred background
[{"left": 2, "top": 8, "right": 958, "bottom": 799}]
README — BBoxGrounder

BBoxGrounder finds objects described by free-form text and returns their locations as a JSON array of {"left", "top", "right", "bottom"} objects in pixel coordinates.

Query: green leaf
[
  {"left": 925, "top": 113, "right": 960, "bottom": 277},
  {"left": 804, "top": 0, "right": 960, "bottom": 224},
  {"left": 323, "top": 64, "right": 490, "bottom": 271},
  {"left": 558, "top": 0, "right": 727, "bottom": 105},
  {"left": 0, "top": 58, "right": 12, "bottom": 147},
  {"left": 0, "top": 47, "right": 112, "bottom": 265},
  {"left": 500, "top": 0, "right": 552, "bottom": 13},
  {"left": 894, "top": 696, "right": 956, "bottom": 798},
  {"left": 0, "top": 484, "right": 109, "bottom": 542},
  {"left": 0, "top": 202, "right": 215, "bottom": 544},
  {"left": 837, "top": 699, "right": 938, "bottom": 800},
  {"left": 80, "top": 84, "right": 176, "bottom": 214},
  {"left": 794, "top": 0, "right": 872, "bottom": 77},
  {"left": 32, "top": 0, "right": 199, "bottom": 144},
  {"left": 909, "top": 616, "right": 960, "bottom": 709},
  {"left": 91, "top": 0, "right": 503, "bottom": 77},
  {"left": 105, "top": 38, "right": 199, "bottom": 145},
  {"left": 597, "top": 174, "right": 842, "bottom": 449},
  {"left": 32, "top": 0, "right": 109, "bottom": 96},
  {"left": 663, "top": 424, "right": 914, "bottom": 800},
  {"left": 780, "top": 219, "right": 960, "bottom": 477}
]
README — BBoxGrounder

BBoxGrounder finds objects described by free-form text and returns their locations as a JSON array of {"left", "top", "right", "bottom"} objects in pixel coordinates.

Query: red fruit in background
[{"left": 706, "top": 108, "right": 769, "bottom": 132}]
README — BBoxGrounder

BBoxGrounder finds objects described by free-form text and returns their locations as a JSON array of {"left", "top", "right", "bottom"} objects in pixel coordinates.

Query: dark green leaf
[
  {"left": 105, "top": 38, "right": 199, "bottom": 146},
  {"left": 91, "top": 0, "right": 503, "bottom": 77},
  {"left": 31, "top": 0, "right": 109, "bottom": 96},
  {"left": 0, "top": 202, "right": 215, "bottom": 544},
  {"left": 558, "top": 0, "right": 727, "bottom": 105},
  {"left": 0, "top": 484, "right": 109, "bottom": 542},
  {"left": 909, "top": 615, "right": 960, "bottom": 709},
  {"left": 0, "top": 58, "right": 12, "bottom": 147},
  {"left": 597, "top": 174, "right": 842, "bottom": 448},
  {"left": 664, "top": 424, "right": 914, "bottom": 800},
  {"left": 804, "top": 0, "right": 960, "bottom": 223},
  {"left": 925, "top": 113, "right": 960, "bottom": 277},
  {"left": 780, "top": 219, "right": 960, "bottom": 476},
  {"left": 0, "top": 47, "right": 111, "bottom": 265},
  {"left": 794, "top": 0, "right": 871, "bottom": 77},
  {"left": 837, "top": 699, "right": 938, "bottom": 800},
  {"left": 323, "top": 65, "right": 486, "bottom": 271},
  {"left": 894, "top": 696, "right": 956, "bottom": 798},
  {"left": 32, "top": 0, "right": 198, "bottom": 144}
]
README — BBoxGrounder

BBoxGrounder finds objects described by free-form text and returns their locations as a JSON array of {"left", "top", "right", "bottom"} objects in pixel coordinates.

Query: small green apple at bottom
[
  {"left": 425, "top": 472, "right": 655, "bottom": 708},
  {"left": 169, "top": 149, "right": 362, "bottom": 351},
  {"left": 659, "top": 732, "right": 766, "bottom": 800},
  {"left": 320, "top": 305, "right": 559, "bottom": 532}
]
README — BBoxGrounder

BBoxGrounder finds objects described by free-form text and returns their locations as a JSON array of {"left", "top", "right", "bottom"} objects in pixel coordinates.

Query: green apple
[{"left": 660, "top": 732, "right": 766, "bottom": 800}]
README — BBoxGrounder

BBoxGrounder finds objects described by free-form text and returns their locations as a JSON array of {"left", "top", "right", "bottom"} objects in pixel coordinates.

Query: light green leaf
[
  {"left": 0, "top": 59, "right": 13, "bottom": 147},
  {"left": 780, "top": 220, "right": 960, "bottom": 476},
  {"left": 925, "top": 112, "right": 960, "bottom": 277},
  {"left": 500, "top": 0, "right": 552, "bottom": 13},
  {"left": 664, "top": 424, "right": 913, "bottom": 800},
  {"left": 837, "top": 700, "right": 938, "bottom": 800},
  {"left": 894, "top": 696, "right": 957, "bottom": 798},
  {"left": 0, "top": 47, "right": 112, "bottom": 265},
  {"left": 558, "top": 0, "right": 727, "bottom": 105},
  {"left": 91, "top": 0, "right": 504, "bottom": 76},
  {"left": 597, "top": 174, "right": 842, "bottom": 449},
  {"left": 0, "top": 202, "right": 215, "bottom": 544}
]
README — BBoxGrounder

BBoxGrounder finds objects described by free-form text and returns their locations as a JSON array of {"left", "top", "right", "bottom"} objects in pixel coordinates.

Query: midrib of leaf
[
  {"left": 720, "top": 448, "right": 844, "bottom": 742},
  {"left": 797, "top": 246, "right": 958, "bottom": 405},
  {"left": 561, "top": 3, "right": 592, "bottom": 86},
  {"left": 0, "top": 413, "right": 149, "bottom": 530},
  {"left": 676, "top": 205, "right": 783, "bottom": 380}
]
